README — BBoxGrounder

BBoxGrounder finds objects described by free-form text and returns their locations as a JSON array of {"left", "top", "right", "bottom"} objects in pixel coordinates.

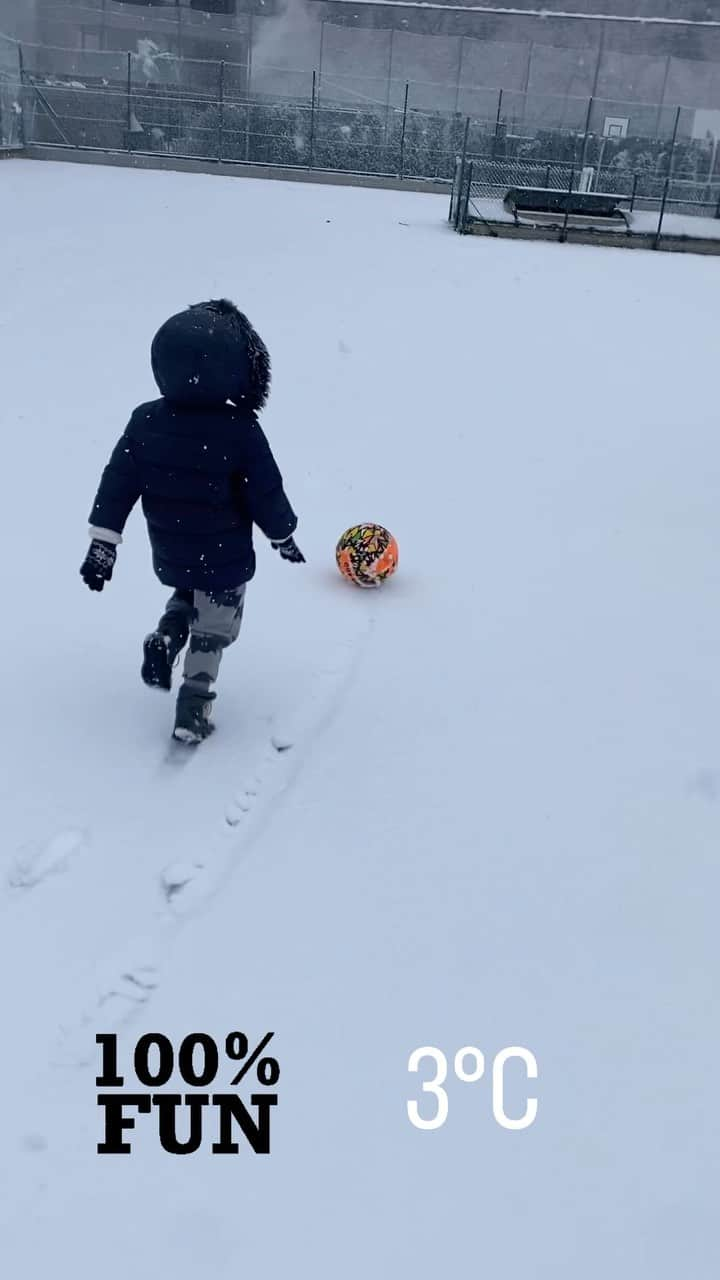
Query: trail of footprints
[
  {"left": 54, "top": 726, "right": 298, "bottom": 1062},
  {"left": 48, "top": 634, "right": 365, "bottom": 1064},
  {"left": 160, "top": 729, "right": 296, "bottom": 914},
  {"left": 225, "top": 730, "right": 293, "bottom": 827}
]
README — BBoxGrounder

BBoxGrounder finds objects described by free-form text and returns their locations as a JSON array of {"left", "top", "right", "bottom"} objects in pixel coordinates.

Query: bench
[{"left": 503, "top": 187, "right": 629, "bottom": 229}]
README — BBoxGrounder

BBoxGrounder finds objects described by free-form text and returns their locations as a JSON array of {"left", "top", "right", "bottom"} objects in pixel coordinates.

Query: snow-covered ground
[
  {"left": 1, "top": 158, "right": 719, "bottom": 1278},
  {"left": 631, "top": 209, "right": 720, "bottom": 240}
]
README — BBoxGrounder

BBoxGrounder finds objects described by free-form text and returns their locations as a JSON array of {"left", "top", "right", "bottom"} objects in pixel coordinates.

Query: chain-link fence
[
  {"left": 469, "top": 162, "right": 720, "bottom": 216},
  {"left": 18, "top": 45, "right": 469, "bottom": 179},
  {"left": 461, "top": 151, "right": 720, "bottom": 219},
  {"left": 449, "top": 152, "right": 720, "bottom": 253},
  {"left": 10, "top": 36, "right": 720, "bottom": 196},
  {"left": 0, "top": 34, "right": 23, "bottom": 150}
]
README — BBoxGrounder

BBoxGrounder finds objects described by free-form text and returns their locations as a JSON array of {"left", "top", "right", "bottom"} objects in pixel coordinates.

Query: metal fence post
[
  {"left": 667, "top": 105, "right": 681, "bottom": 187},
  {"left": 449, "top": 156, "right": 460, "bottom": 224},
  {"left": 309, "top": 69, "right": 316, "bottom": 170},
  {"left": 244, "top": 37, "right": 252, "bottom": 163},
  {"left": 630, "top": 172, "right": 638, "bottom": 211},
  {"left": 590, "top": 21, "right": 606, "bottom": 100},
  {"left": 520, "top": 41, "right": 533, "bottom": 125},
  {"left": 654, "top": 54, "right": 671, "bottom": 136},
  {"left": 653, "top": 176, "right": 670, "bottom": 250},
  {"left": 453, "top": 36, "right": 464, "bottom": 115},
  {"left": 17, "top": 43, "right": 26, "bottom": 147},
  {"left": 560, "top": 168, "right": 575, "bottom": 242},
  {"left": 580, "top": 95, "right": 593, "bottom": 170},
  {"left": 384, "top": 27, "right": 394, "bottom": 145},
  {"left": 460, "top": 160, "right": 474, "bottom": 233},
  {"left": 453, "top": 116, "right": 470, "bottom": 228},
  {"left": 217, "top": 59, "right": 225, "bottom": 162},
  {"left": 460, "top": 114, "right": 470, "bottom": 169},
  {"left": 318, "top": 20, "right": 325, "bottom": 113},
  {"left": 126, "top": 50, "right": 132, "bottom": 151},
  {"left": 492, "top": 88, "right": 503, "bottom": 159},
  {"left": 398, "top": 81, "right": 409, "bottom": 179}
]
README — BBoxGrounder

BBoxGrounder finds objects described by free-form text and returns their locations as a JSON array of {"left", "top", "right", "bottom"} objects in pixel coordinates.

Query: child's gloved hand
[
  {"left": 80, "top": 539, "right": 117, "bottom": 591},
  {"left": 271, "top": 534, "right": 305, "bottom": 564}
]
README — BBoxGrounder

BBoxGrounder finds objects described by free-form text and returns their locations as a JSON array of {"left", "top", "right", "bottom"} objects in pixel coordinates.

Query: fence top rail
[
  {"left": 11, "top": 0, "right": 720, "bottom": 27},
  {"left": 318, "top": 1, "right": 720, "bottom": 27}
]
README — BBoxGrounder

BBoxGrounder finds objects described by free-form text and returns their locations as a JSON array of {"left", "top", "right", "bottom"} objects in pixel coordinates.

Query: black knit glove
[
  {"left": 271, "top": 535, "right": 305, "bottom": 564},
  {"left": 80, "top": 539, "right": 117, "bottom": 592}
]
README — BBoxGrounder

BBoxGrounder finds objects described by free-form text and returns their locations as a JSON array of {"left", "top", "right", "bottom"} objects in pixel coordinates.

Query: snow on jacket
[{"left": 88, "top": 300, "right": 297, "bottom": 590}]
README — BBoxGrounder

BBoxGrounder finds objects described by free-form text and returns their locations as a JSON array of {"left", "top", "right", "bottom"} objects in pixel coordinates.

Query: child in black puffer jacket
[{"left": 80, "top": 299, "right": 304, "bottom": 744}]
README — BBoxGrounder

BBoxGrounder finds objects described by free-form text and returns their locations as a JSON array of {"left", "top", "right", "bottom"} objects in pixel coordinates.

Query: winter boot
[
  {"left": 172, "top": 686, "right": 217, "bottom": 744},
  {"left": 141, "top": 612, "right": 191, "bottom": 691}
]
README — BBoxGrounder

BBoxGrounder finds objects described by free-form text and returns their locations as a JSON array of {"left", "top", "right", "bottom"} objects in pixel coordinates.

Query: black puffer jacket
[{"left": 88, "top": 301, "right": 297, "bottom": 590}]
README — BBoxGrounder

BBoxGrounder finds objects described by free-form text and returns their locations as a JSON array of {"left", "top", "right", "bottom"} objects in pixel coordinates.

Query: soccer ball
[{"left": 336, "top": 523, "right": 398, "bottom": 588}]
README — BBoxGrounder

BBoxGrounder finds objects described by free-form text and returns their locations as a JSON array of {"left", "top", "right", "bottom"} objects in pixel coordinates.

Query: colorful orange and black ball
[{"left": 336, "top": 524, "right": 398, "bottom": 588}]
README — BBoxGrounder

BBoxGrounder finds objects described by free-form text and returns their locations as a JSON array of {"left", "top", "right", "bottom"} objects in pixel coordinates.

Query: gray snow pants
[{"left": 158, "top": 585, "right": 246, "bottom": 695}]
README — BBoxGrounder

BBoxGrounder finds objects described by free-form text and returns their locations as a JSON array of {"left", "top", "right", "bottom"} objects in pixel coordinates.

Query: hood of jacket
[{"left": 150, "top": 299, "right": 270, "bottom": 410}]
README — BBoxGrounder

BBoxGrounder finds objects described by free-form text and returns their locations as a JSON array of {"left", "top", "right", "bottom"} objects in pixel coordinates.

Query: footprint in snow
[
  {"left": 159, "top": 858, "right": 213, "bottom": 913},
  {"left": 225, "top": 735, "right": 294, "bottom": 828},
  {"left": 53, "top": 938, "right": 162, "bottom": 1066},
  {"left": 160, "top": 733, "right": 298, "bottom": 914},
  {"left": 161, "top": 862, "right": 214, "bottom": 914},
  {"left": 8, "top": 828, "right": 87, "bottom": 889}
]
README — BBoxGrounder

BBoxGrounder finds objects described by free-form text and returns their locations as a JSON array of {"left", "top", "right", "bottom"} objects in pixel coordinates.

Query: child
[{"left": 80, "top": 299, "right": 304, "bottom": 743}]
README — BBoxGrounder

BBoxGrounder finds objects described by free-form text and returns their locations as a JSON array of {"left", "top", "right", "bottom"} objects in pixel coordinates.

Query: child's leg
[
  {"left": 142, "top": 588, "right": 194, "bottom": 690},
  {"left": 180, "top": 586, "right": 246, "bottom": 697},
  {"left": 156, "top": 588, "right": 194, "bottom": 652}
]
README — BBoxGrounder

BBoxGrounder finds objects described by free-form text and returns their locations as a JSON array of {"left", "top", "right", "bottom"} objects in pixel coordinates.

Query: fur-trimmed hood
[{"left": 150, "top": 299, "right": 271, "bottom": 410}]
